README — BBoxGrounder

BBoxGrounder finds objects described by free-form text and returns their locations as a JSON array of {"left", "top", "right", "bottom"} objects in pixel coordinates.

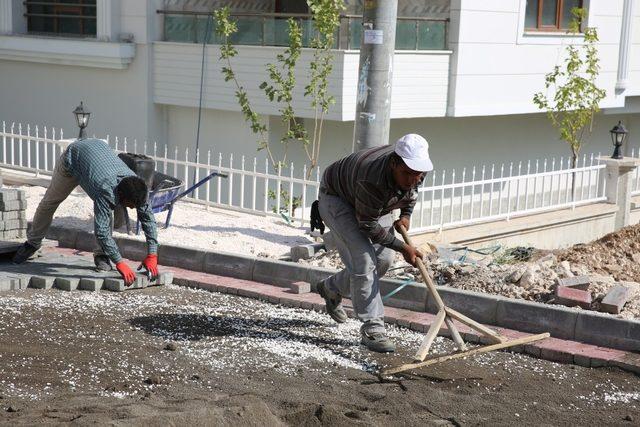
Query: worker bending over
[
  {"left": 13, "top": 138, "right": 159, "bottom": 285},
  {"left": 317, "top": 134, "right": 432, "bottom": 352}
]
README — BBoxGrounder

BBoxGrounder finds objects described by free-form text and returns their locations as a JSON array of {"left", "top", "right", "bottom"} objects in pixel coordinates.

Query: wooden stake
[
  {"left": 414, "top": 309, "right": 445, "bottom": 361},
  {"left": 381, "top": 333, "right": 550, "bottom": 376}
]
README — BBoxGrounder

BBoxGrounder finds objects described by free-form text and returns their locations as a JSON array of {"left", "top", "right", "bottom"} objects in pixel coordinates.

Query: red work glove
[
  {"left": 116, "top": 261, "right": 136, "bottom": 286},
  {"left": 138, "top": 254, "right": 158, "bottom": 281}
]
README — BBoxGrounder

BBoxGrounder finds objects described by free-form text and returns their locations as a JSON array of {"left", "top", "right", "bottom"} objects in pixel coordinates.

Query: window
[
  {"left": 525, "top": 0, "right": 583, "bottom": 31},
  {"left": 25, "top": 0, "right": 97, "bottom": 37}
]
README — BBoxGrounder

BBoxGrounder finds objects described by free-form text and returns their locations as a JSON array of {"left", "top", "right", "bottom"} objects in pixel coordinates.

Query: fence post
[{"left": 599, "top": 156, "right": 640, "bottom": 230}]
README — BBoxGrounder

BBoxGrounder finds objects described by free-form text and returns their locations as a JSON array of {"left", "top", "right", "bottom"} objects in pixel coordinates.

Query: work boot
[
  {"left": 361, "top": 330, "right": 396, "bottom": 353},
  {"left": 317, "top": 280, "right": 348, "bottom": 324},
  {"left": 94, "top": 255, "right": 112, "bottom": 272},
  {"left": 12, "top": 242, "right": 40, "bottom": 264}
]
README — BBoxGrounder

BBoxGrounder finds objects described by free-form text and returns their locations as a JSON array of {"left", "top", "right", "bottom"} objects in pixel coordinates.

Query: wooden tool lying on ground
[{"left": 381, "top": 225, "right": 550, "bottom": 377}]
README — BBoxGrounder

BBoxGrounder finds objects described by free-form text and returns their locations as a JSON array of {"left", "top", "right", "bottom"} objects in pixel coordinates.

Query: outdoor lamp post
[
  {"left": 73, "top": 102, "right": 91, "bottom": 140},
  {"left": 610, "top": 121, "right": 628, "bottom": 160}
]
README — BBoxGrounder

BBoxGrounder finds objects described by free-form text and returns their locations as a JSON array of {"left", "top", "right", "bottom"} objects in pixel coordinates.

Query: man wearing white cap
[{"left": 317, "top": 134, "right": 432, "bottom": 352}]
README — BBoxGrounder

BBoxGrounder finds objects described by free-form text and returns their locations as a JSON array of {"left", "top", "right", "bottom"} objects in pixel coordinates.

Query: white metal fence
[
  {"left": 0, "top": 122, "right": 321, "bottom": 225},
  {"left": 409, "top": 154, "right": 608, "bottom": 233},
  {"left": 0, "top": 121, "right": 622, "bottom": 233}
]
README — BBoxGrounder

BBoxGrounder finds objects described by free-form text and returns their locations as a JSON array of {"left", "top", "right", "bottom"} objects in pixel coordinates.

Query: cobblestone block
[
  {"left": 0, "top": 278, "right": 18, "bottom": 291},
  {"left": 3, "top": 219, "right": 21, "bottom": 231},
  {"left": 55, "top": 277, "right": 80, "bottom": 291},
  {"left": 104, "top": 278, "right": 126, "bottom": 292},
  {"left": 1, "top": 229, "right": 18, "bottom": 239},
  {"left": 79, "top": 278, "right": 103, "bottom": 291},
  {"left": 30, "top": 276, "right": 55, "bottom": 289},
  {"left": 0, "top": 189, "right": 25, "bottom": 202},
  {"left": 156, "top": 272, "right": 174, "bottom": 286},
  {"left": 1, "top": 210, "right": 26, "bottom": 221},
  {"left": 600, "top": 286, "right": 629, "bottom": 314},
  {"left": 0, "top": 200, "right": 27, "bottom": 211},
  {"left": 288, "top": 281, "right": 310, "bottom": 294}
]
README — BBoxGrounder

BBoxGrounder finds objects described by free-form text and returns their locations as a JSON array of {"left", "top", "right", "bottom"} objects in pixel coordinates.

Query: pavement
[{"left": 7, "top": 244, "right": 636, "bottom": 376}]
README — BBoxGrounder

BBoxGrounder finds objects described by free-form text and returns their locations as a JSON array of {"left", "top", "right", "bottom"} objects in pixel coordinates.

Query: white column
[
  {"left": 615, "top": 0, "right": 636, "bottom": 91},
  {"left": 600, "top": 157, "right": 640, "bottom": 230},
  {"left": 0, "top": 0, "right": 12, "bottom": 35},
  {"left": 96, "top": 0, "right": 113, "bottom": 41}
]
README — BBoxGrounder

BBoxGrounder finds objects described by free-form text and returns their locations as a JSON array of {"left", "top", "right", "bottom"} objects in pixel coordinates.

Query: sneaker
[
  {"left": 94, "top": 255, "right": 112, "bottom": 272},
  {"left": 361, "top": 330, "right": 396, "bottom": 353},
  {"left": 317, "top": 281, "right": 348, "bottom": 324},
  {"left": 12, "top": 242, "right": 40, "bottom": 264}
]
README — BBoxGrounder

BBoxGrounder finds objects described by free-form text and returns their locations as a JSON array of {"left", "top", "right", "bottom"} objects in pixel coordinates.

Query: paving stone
[
  {"left": 79, "top": 278, "right": 104, "bottom": 292},
  {"left": 555, "top": 286, "right": 592, "bottom": 309},
  {"left": 104, "top": 278, "right": 126, "bottom": 292},
  {"left": 290, "top": 243, "right": 325, "bottom": 262},
  {"left": 1, "top": 210, "right": 26, "bottom": 221},
  {"left": 1, "top": 229, "right": 18, "bottom": 239},
  {"left": 30, "top": 276, "right": 55, "bottom": 289},
  {"left": 600, "top": 286, "right": 629, "bottom": 314},
  {"left": 156, "top": 272, "right": 174, "bottom": 286},
  {"left": 0, "top": 189, "right": 25, "bottom": 202},
  {"left": 3, "top": 219, "right": 21, "bottom": 231},
  {"left": 55, "top": 277, "right": 80, "bottom": 291},
  {"left": 288, "top": 281, "right": 310, "bottom": 294},
  {"left": 557, "top": 275, "right": 591, "bottom": 290},
  {"left": 0, "top": 200, "right": 27, "bottom": 211},
  {"left": 0, "top": 278, "right": 17, "bottom": 291}
]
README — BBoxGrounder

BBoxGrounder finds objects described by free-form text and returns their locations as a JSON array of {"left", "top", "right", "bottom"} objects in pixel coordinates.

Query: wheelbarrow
[{"left": 124, "top": 170, "right": 228, "bottom": 234}]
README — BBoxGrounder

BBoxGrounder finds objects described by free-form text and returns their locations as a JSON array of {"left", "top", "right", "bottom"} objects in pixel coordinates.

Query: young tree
[
  {"left": 533, "top": 8, "right": 606, "bottom": 169},
  {"left": 214, "top": 1, "right": 344, "bottom": 177}
]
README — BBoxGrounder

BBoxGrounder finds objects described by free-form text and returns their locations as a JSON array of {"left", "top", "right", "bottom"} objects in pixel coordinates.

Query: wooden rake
[{"left": 380, "top": 226, "right": 549, "bottom": 377}]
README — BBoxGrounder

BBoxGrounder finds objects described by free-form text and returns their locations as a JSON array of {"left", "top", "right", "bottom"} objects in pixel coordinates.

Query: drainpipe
[{"left": 615, "top": 0, "right": 636, "bottom": 92}]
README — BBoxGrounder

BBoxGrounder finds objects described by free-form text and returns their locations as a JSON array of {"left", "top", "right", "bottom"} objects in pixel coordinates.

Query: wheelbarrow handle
[{"left": 173, "top": 170, "right": 228, "bottom": 203}]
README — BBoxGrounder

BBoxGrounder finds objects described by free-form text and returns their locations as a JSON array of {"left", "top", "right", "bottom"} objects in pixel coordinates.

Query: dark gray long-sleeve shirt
[
  {"left": 320, "top": 145, "right": 418, "bottom": 251},
  {"left": 63, "top": 138, "right": 158, "bottom": 263}
]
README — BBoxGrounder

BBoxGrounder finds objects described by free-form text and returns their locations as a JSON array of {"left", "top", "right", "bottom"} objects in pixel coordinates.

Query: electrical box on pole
[{"left": 352, "top": 0, "right": 398, "bottom": 151}]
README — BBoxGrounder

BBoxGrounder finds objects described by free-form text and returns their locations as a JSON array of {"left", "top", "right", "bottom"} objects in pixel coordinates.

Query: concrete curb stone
[
  {"left": 496, "top": 298, "right": 578, "bottom": 340},
  {"left": 252, "top": 258, "right": 314, "bottom": 288},
  {"left": 203, "top": 250, "right": 255, "bottom": 280},
  {"left": 158, "top": 245, "right": 206, "bottom": 272},
  {"left": 429, "top": 286, "right": 502, "bottom": 325},
  {"left": 575, "top": 311, "right": 640, "bottom": 352}
]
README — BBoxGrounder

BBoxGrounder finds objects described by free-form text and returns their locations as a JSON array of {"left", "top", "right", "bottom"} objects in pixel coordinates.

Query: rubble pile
[{"left": 298, "top": 225, "right": 640, "bottom": 319}]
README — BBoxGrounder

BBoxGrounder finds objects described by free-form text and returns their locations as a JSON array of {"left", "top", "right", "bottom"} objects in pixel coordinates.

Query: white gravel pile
[{"left": 21, "top": 185, "right": 312, "bottom": 258}]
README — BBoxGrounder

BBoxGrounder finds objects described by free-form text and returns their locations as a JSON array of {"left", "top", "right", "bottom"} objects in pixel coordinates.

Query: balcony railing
[{"left": 156, "top": 10, "right": 448, "bottom": 51}]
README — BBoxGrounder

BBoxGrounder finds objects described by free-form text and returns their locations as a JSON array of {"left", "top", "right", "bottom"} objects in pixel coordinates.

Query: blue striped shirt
[{"left": 63, "top": 138, "right": 158, "bottom": 263}]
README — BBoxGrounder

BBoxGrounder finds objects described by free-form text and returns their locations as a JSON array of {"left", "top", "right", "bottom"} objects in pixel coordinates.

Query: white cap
[{"left": 394, "top": 134, "right": 433, "bottom": 172}]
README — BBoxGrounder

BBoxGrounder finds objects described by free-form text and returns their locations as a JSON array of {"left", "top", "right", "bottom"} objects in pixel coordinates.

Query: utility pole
[{"left": 352, "top": 0, "right": 398, "bottom": 151}]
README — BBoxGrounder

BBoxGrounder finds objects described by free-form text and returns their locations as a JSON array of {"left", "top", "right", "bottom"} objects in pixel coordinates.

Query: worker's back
[{"left": 63, "top": 138, "right": 135, "bottom": 205}]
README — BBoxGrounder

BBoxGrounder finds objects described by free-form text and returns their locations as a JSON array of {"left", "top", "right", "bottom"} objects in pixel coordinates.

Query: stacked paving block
[{"left": 0, "top": 189, "right": 27, "bottom": 240}]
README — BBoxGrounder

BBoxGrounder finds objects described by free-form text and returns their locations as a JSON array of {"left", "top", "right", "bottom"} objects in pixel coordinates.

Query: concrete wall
[
  {"left": 159, "top": 105, "right": 640, "bottom": 175},
  {"left": 447, "top": 0, "right": 639, "bottom": 117}
]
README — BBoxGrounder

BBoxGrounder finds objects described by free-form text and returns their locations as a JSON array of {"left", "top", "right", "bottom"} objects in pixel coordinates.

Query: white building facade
[{"left": 0, "top": 0, "right": 639, "bottom": 174}]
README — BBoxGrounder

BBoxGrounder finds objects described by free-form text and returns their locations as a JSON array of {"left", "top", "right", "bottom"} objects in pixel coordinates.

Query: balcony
[
  {"left": 153, "top": 11, "right": 451, "bottom": 120},
  {"left": 157, "top": 11, "right": 448, "bottom": 51}
]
